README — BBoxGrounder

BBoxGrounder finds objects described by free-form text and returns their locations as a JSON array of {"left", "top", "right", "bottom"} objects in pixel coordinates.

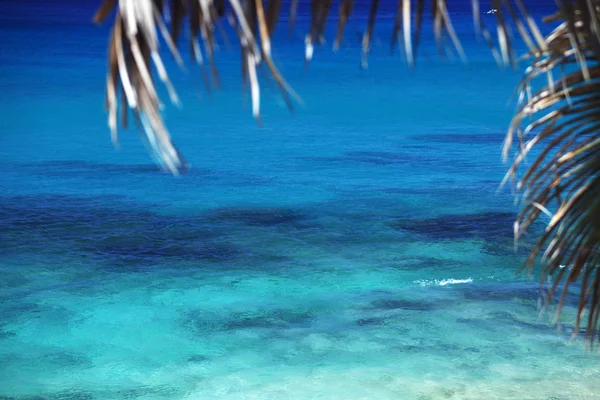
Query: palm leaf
[
  {"left": 93, "top": 0, "right": 531, "bottom": 173},
  {"left": 92, "top": 0, "right": 600, "bottom": 346},
  {"left": 503, "top": 3, "right": 600, "bottom": 345}
]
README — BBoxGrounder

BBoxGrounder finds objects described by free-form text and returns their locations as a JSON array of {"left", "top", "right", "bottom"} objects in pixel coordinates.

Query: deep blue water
[{"left": 1, "top": 1, "right": 599, "bottom": 399}]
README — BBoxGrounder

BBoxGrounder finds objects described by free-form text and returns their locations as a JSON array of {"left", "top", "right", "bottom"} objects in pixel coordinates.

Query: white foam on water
[{"left": 415, "top": 277, "right": 473, "bottom": 287}]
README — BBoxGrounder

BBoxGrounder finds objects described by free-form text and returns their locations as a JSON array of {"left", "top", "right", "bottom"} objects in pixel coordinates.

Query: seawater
[{"left": 1, "top": 1, "right": 599, "bottom": 399}]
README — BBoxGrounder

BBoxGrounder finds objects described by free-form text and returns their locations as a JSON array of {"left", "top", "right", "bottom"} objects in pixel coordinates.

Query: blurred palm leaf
[
  {"left": 502, "top": 2, "right": 600, "bottom": 347},
  {"left": 93, "top": 0, "right": 600, "bottom": 346}
]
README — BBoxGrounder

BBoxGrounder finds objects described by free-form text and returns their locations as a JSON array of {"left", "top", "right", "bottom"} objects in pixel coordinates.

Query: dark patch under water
[
  {"left": 456, "top": 317, "right": 498, "bottom": 332},
  {"left": 224, "top": 308, "right": 317, "bottom": 330},
  {"left": 93, "top": 239, "right": 243, "bottom": 265},
  {"left": 42, "top": 351, "right": 92, "bottom": 368},
  {"left": 481, "top": 240, "right": 518, "bottom": 256},
  {"left": 0, "top": 384, "right": 182, "bottom": 400},
  {"left": 298, "top": 149, "right": 459, "bottom": 169},
  {"left": 0, "top": 303, "right": 42, "bottom": 321},
  {"left": 1, "top": 161, "right": 165, "bottom": 184},
  {"left": 0, "top": 194, "right": 313, "bottom": 268},
  {"left": 487, "top": 311, "right": 555, "bottom": 333},
  {"left": 410, "top": 132, "right": 502, "bottom": 145},
  {"left": 460, "top": 282, "right": 582, "bottom": 307},
  {"left": 388, "top": 257, "right": 461, "bottom": 271},
  {"left": 355, "top": 317, "right": 388, "bottom": 326},
  {"left": 23, "top": 160, "right": 165, "bottom": 175},
  {"left": 389, "top": 211, "right": 516, "bottom": 241},
  {"left": 456, "top": 309, "right": 584, "bottom": 340},
  {"left": 0, "top": 330, "right": 16, "bottom": 339},
  {"left": 187, "top": 354, "right": 210, "bottom": 363},
  {"left": 2, "top": 272, "right": 29, "bottom": 290},
  {"left": 0, "top": 195, "right": 231, "bottom": 265},
  {"left": 202, "top": 207, "right": 311, "bottom": 228},
  {"left": 298, "top": 148, "right": 491, "bottom": 171},
  {"left": 369, "top": 298, "right": 436, "bottom": 312},
  {"left": 341, "top": 151, "right": 426, "bottom": 166},
  {"left": 460, "top": 284, "right": 541, "bottom": 303},
  {"left": 6, "top": 160, "right": 276, "bottom": 187},
  {"left": 184, "top": 307, "right": 317, "bottom": 333},
  {"left": 47, "top": 392, "right": 94, "bottom": 400},
  {"left": 0, "top": 302, "right": 73, "bottom": 334}
]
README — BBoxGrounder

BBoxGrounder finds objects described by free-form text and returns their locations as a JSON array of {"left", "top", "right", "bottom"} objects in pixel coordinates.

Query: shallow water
[{"left": 1, "top": 2, "right": 599, "bottom": 399}]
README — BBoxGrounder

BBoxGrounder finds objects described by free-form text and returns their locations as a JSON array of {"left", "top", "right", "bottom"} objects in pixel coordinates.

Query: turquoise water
[{"left": 1, "top": 2, "right": 599, "bottom": 399}]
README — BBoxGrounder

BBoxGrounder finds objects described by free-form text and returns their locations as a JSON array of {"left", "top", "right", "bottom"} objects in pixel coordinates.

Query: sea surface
[{"left": 1, "top": 1, "right": 599, "bottom": 399}]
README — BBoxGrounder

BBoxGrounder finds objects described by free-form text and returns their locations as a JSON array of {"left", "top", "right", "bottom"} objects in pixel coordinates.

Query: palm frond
[
  {"left": 503, "top": 1, "right": 600, "bottom": 346},
  {"left": 95, "top": 0, "right": 187, "bottom": 173},
  {"left": 94, "top": 0, "right": 541, "bottom": 174}
]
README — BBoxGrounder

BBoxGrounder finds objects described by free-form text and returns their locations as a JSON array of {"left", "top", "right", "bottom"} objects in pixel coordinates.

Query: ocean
[{"left": 1, "top": 1, "right": 599, "bottom": 399}]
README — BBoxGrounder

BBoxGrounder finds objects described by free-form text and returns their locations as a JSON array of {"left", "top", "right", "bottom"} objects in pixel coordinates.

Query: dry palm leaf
[
  {"left": 94, "top": 0, "right": 541, "bottom": 175},
  {"left": 503, "top": 0, "right": 600, "bottom": 347},
  {"left": 95, "top": 0, "right": 186, "bottom": 174}
]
